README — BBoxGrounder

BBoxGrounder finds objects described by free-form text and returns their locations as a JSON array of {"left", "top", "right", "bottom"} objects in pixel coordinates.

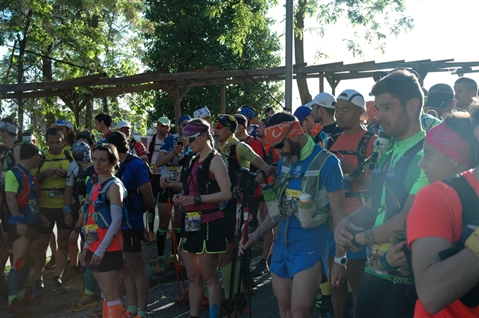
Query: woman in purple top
[{"left": 161, "top": 119, "right": 231, "bottom": 318}]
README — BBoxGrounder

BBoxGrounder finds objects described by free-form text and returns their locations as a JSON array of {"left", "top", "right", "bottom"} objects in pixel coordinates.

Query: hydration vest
[
  {"left": 86, "top": 177, "right": 129, "bottom": 229},
  {"left": 370, "top": 140, "right": 424, "bottom": 219},
  {"left": 181, "top": 152, "right": 220, "bottom": 196},
  {"left": 8, "top": 165, "right": 41, "bottom": 224},
  {"left": 274, "top": 148, "right": 333, "bottom": 225}
]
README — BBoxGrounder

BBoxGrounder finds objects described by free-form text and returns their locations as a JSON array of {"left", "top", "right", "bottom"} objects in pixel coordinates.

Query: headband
[
  {"left": 193, "top": 106, "right": 211, "bottom": 119},
  {"left": 184, "top": 120, "right": 211, "bottom": 137},
  {"left": 264, "top": 121, "right": 303, "bottom": 145},
  {"left": 425, "top": 123, "right": 473, "bottom": 168}
]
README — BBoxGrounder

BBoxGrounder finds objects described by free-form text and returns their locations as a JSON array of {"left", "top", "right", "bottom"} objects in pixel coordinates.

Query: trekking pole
[
  {"left": 227, "top": 168, "right": 249, "bottom": 317},
  {"left": 243, "top": 172, "right": 257, "bottom": 318},
  {"left": 167, "top": 189, "right": 189, "bottom": 306}
]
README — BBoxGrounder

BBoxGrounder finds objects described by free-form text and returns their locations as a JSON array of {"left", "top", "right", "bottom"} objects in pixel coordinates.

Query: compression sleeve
[{"left": 93, "top": 204, "right": 122, "bottom": 259}]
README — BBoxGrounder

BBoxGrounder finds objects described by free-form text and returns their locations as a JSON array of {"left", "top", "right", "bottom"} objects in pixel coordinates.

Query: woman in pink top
[{"left": 162, "top": 119, "right": 232, "bottom": 318}]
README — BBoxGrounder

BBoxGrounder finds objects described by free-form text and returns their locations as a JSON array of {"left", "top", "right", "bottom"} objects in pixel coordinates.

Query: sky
[{"left": 267, "top": 0, "right": 479, "bottom": 111}]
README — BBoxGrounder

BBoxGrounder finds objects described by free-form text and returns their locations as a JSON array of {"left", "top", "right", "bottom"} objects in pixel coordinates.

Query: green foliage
[
  {"left": 0, "top": 0, "right": 152, "bottom": 136},
  {"left": 144, "top": 0, "right": 283, "bottom": 122},
  {"left": 308, "top": 0, "right": 413, "bottom": 58}
]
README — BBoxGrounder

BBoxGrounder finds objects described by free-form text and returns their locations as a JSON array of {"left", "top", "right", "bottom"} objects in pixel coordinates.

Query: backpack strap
[
  {"left": 357, "top": 131, "right": 375, "bottom": 166},
  {"left": 443, "top": 175, "right": 479, "bottom": 238},
  {"left": 64, "top": 150, "right": 73, "bottom": 163}
]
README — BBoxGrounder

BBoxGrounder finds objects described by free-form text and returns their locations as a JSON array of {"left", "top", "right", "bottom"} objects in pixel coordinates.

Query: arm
[
  {"left": 173, "top": 156, "right": 232, "bottom": 206},
  {"left": 160, "top": 175, "right": 183, "bottom": 191},
  {"left": 240, "top": 212, "right": 277, "bottom": 254},
  {"left": 155, "top": 145, "right": 183, "bottom": 167},
  {"left": 355, "top": 195, "right": 415, "bottom": 246},
  {"left": 250, "top": 157, "right": 272, "bottom": 184},
  {"left": 412, "top": 237, "right": 479, "bottom": 314},
  {"left": 201, "top": 156, "right": 232, "bottom": 203},
  {"left": 93, "top": 182, "right": 122, "bottom": 259},
  {"left": 328, "top": 189, "right": 346, "bottom": 256},
  {"left": 138, "top": 182, "right": 155, "bottom": 212}
]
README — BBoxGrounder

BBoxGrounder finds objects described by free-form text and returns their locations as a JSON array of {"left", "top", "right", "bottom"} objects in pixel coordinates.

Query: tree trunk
[
  {"left": 17, "top": 9, "right": 33, "bottom": 130},
  {"left": 294, "top": 0, "right": 311, "bottom": 105}
]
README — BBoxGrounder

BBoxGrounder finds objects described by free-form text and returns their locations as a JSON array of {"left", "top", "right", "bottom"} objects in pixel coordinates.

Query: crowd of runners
[{"left": 1, "top": 69, "right": 479, "bottom": 318}]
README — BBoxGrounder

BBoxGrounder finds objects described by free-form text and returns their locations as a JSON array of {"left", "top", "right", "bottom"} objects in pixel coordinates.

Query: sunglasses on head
[
  {"left": 214, "top": 123, "right": 224, "bottom": 130},
  {"left": 273, "top": 123, "right": 294, "bottom": 149},
  {"left": 185, "top": 133, "right": 200, "bottom": 143}
]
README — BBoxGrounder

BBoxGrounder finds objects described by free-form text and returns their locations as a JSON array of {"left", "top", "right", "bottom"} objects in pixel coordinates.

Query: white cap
[
  {"left": 337, "top": 89, "right": 366, "bottom": 109},
  {"left": 307, "top": 92, "right": 337, "bottom": 109},
  {"left": 193, "top": 106, "right": 212, "bottom": 119},
  {"left": 55, "top": 120, "right": 74, "bottom": 130},
  {"left": 117, "top": 120, "right": 130, "bottom": 129}
]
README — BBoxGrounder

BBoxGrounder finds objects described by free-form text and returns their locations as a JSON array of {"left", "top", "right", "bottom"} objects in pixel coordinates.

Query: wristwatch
[
  {"left": 194, "top": 195, "right": 202, "bottom": 205},
  {"left": 334, "top": 256, "right": 348, "bottom": 266}
]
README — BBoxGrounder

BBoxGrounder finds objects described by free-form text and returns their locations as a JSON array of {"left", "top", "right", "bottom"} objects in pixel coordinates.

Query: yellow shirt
[{"left": 35, "top": 150, "right": 72, "bottom": 208}]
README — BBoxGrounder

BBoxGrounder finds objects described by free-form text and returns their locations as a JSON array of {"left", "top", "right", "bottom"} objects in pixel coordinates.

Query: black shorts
[
  {"left": 86, "top": 250, "right": 123, "bottom": 272},
  {"left": 122, "top": 229, "right": 143, "bottom": 253},
  {"left": 180, "top": 217, "right": 227, "bottom": 254},
  {"left": 8, "top": 222, "right": 42, "bottom": 243},
  {"left": 158, "top": 188, "right": 179, "bottom": 203},
  {"left": 355, "top": 272, "right": 416, "bottom": 318},
  {"left": 39, "top": 207, "right": 75, "bottom": 234}
]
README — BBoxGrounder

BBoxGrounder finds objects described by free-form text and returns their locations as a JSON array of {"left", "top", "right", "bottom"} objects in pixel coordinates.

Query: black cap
[
  {"left": 215, "top": 114, "right": 238, "bottom": 133},
  {"left": 20, "top": 143, "right": 40, "bottom": 160},
  {"left": 105, "top": 131, "right": 129, "bottom": 153}
]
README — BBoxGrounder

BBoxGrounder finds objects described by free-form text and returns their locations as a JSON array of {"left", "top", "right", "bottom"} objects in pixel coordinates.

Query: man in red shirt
[
  {"left": 94, "top": 113, "right": 113, "bottom": 138},
  {"left": 329, "top": 89, "right": 376, "bottom": 318}
]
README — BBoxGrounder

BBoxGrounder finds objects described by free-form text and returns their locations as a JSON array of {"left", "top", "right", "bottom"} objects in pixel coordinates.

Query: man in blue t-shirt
[
  {"left": 240, "top": 112, "right": 346, "bottom": 318},
  {"left": 105, "top": 132, "right": 155, "bottom": 318}
]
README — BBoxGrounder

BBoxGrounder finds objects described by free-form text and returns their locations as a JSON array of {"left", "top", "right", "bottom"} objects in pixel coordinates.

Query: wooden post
[
  {"left": 220, "top": 85, "right": 226, "bottom": 114},
  {"left": 319, "top": 72, "right": 324, "bottom": 92}
]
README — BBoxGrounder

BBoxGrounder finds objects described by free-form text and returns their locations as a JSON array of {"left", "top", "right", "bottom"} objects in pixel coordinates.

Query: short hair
[
  {"left": 76, "top": 130, "right": 96, "bottom": 147},
  {"left": 265, "top": 112, "right": 296, "bottom": 127},
  {"left": 45, "top": 127, "right": 64, "bottom": 142},
  {"left": 94, "top": 143, "right": 119, "bottom": 165},
  {"left": 94, "top": 113, "right": 112, "bottom": 128},
  {"left": 20, "top": 143, "right": 40, "bottom": 160},
  {"left": 105, "top": 131, "right": 130, "bottom": 154},
  {"left": 265, "top": 107, "right": 274, "bottom": 114},
  {"left": 321, "top": 107, "right": 336, "bottom": 117},
  {"left": 455, "top": 77, "right": 478, "bottom": 96},
  {"left": 371, "top": 70, "right": 424, "bottom": 108}
]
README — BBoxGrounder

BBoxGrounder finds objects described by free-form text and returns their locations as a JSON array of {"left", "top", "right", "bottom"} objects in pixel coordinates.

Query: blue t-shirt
[
  {"left": 120, "top": 157, "right": 150, "bottom": 230},
  {"left": 276, "top": 145, "right": 343, "bottom": 251}
]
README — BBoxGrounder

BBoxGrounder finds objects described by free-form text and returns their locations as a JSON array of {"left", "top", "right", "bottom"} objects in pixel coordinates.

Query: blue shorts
[
  {"left": 328, "top": 232, "right": 366, "bottom": 260},
  {"left": 270, "top": 243, "right": 328, "bottom": 283}
]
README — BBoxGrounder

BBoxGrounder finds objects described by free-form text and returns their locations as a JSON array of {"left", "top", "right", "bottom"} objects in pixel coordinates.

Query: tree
[
  {"left": 144, "top": 0, "right": 283, "bottom": 124},
  {"left": 0, "top": 0, "right": 152, "bottom": 137},
  {"left": 294, "top": 0, "right": 413, "bottom": 104}
]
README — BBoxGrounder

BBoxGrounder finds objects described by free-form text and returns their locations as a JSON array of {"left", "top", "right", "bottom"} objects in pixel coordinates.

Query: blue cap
[
  {"left": 240, "top": 106, "right": 256, "bottom": 120},
  {"left": 294, "top": 105, "right": 312, "bottom": 122},
  {"left": 178, "top": 115, "right": 191, "bottom": 125}
]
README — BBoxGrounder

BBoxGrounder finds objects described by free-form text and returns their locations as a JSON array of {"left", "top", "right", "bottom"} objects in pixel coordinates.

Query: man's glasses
[
  {"left": 214, "top": 123, "right": 224, "bottom": 130},
  {"left": 273, "top": 124, "right": 294, "bottom": 149},
  {"left": 185, "top": 133, "right": 200, "bottom": 143}
]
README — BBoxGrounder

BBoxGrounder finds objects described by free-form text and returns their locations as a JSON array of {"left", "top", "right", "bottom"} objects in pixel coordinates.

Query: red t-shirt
[
  {"left": 407, "top": 170, "right": 479, "bottom": 318},
  {"left": 330, "top": 130, "right": 376, "bottom": 215},
  {"left": 244, "top": 136, "right": 265, "bottom": 197}
]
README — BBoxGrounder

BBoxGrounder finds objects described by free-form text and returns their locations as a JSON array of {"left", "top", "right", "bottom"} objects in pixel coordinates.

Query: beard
[{"left": 282, "top": 140, "right": 301, "bottom": 163}]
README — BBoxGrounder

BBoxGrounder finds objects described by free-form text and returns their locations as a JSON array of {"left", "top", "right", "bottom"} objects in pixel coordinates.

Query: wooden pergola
[{"left": 1, "top": 58, "right": 478, "bottom": 126}]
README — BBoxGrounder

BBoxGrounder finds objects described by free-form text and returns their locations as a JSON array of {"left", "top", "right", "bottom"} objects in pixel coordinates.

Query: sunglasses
[
  {"left": 214, "top": 123, "right": 225, "bottom": 130},
  {"left": 185, "top": 133, "right": 200, "bottom": 143},
  {"left": 273, "top": 124, "right": 294, "bottom": 149}
]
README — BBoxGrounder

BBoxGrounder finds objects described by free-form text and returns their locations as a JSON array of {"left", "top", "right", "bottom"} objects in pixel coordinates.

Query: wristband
[
  {"left": 62, "top": 205, "right": 72, "bottom": 214},
  {"left": 13, "top": 215, "right": 26, "bottom": 224},
  {"left": 381, "top": 252, "right": 401, "bottom": 272},
  {"left": 351, "top": 232, "right": 362, "bottom": 248},
  {"left": 73, "top": 226, "right": 81, "bottom": 233},
  {"left": 465, "top": 227, "right": 479, "bottom": 258}
]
